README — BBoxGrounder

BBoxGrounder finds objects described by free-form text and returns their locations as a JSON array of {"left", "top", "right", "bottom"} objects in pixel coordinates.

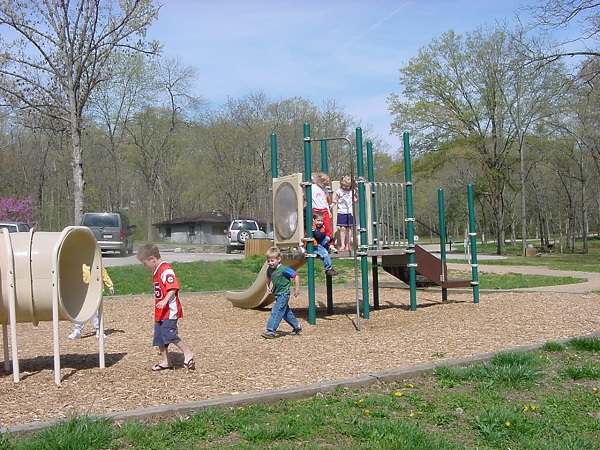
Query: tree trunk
[{"left": 70, "top": 105, "right": 85, "bottom": 226}]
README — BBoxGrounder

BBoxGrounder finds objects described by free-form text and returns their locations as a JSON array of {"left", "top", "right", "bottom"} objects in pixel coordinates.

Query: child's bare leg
[
  {"left": 339, "top": 227, "right": 347, "bottom": 249},
  {"left": 157, "top": 346, "right": 170, "bottom": 367},
  {"left": 174, "top": 340, "right": 194, "bottom": 364}
]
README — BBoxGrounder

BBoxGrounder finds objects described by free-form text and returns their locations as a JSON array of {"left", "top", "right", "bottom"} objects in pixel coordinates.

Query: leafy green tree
[{"left": 389, "top": 26, "right": 565, "bottom": 254}]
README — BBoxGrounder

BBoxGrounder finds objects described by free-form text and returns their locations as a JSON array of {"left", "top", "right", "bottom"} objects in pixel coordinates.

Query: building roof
[{"left": 153, "top": 211, "right": 231, "bottom": 227}]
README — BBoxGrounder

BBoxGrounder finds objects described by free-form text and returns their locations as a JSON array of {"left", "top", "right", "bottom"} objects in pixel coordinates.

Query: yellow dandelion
[
  {"left": 505, "top": 421, "right": 511, "bottom": 427},
  {"left": 409, "top": 412, "right": 415, "bottom": 417},
  {"left": 237, "top": 406, "right": 244, "bottom": 411},
  {"left": 523, "top": 406, "right": 530, "bottom": 412},
  {"left": 531, "top": 405, "right": 539, "bottom": 411},
  {"left": 364, "top": 409, "right": 370, "bottom": 414},
  {"left": 394, "top": 391, "right": 403, "bottom": 397},
  {"left": 406, "top": 383, "right": 414, "bottom": 388},
  {"left": 593, "top": 387, "right": 598, "bottom": 392}
]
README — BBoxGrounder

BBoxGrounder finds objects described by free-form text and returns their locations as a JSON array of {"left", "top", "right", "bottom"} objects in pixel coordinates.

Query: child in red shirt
[{"left": 137, "top": 244, "right": 195, "bottom": 372}]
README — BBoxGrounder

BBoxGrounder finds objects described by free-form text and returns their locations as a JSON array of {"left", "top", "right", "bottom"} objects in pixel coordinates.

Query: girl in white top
[
  {"left": 311, "top": 172, "right": 336, "bottom": 252},
  {"left": 332, "top": 175, "right": 357, "bottom": 251}
]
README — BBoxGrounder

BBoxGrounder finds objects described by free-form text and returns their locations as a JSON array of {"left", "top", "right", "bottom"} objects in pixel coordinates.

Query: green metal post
[
  {"left": 366, "top": 141, "right": 377, "bottom": 249},
  {"left": 438, "top": 189, "right": 448, "bottom": 302},
  {"left": 356, "top": 128, "right": 370, "bottom": 319},
  {"left": 467, "top": 184, "right": 480, "bottom": 304},
  {"left": 367, "top": 141, "right": 379, "bottom": 310},
  {"left": 320, "top": 140, "right": 328, "bottom": 173},
  {"left": 304, "top": 123, "right": 316, "bottom": 323},
  {"left": 270, "top": 133, "right": 278, "bottom": 179},
  {"left": 320, "top": 138, "right": 333, "bottom": 313},
  {"left": 403, "top": 132, "right": 417, "bottom": 311}
]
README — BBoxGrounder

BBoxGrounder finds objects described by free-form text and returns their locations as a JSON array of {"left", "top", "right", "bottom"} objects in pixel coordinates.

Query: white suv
[
  {"left": 0, "top": 222, "right": 32, "bottom": 233},
  {"left": 226, "top": 219, "right": 262, "bottom": 253}
]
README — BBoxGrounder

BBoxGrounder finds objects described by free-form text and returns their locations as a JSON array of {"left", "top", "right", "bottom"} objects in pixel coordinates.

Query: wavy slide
[{"left": 225, "top": 258, "right": 306, "bottom": 309}]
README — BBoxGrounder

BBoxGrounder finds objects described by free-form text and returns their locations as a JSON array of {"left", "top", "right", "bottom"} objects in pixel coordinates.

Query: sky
[{"left": 146, "top": 0, "right": 539, "bottom": 153}]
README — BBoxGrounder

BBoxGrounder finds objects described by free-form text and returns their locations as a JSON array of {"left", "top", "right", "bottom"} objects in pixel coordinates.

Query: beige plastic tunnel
[{"left": 0, "top": 226, "right": 103, "bottom": 326}]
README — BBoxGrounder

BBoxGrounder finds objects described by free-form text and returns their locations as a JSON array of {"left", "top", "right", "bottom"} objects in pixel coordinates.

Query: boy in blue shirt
[{"left": 261, "top": 246, "right": 302, "bottom": 339}]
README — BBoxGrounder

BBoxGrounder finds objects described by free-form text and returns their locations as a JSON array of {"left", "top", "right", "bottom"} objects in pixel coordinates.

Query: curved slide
[{"left": 226, "top": 258, "right": 306, "bottom": 309}]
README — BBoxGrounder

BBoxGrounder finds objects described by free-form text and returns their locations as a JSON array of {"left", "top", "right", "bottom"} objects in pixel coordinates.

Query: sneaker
[
  {"left": 261, "top": 330, "right": 276, "bottom": 339},
  {"left": 291, "top": 327, "right": 303, "bottom": 335},
  {"left": 325, "top": 269, "right": 338, "bottom": 276},
  {"left": 329, "top": 246, "right": 338, "bottom": 254},
  {"left": 95, "top": 329, "right": 107, "bottom": 338},
  {"left": 68, "top": 330, "right": 81, "bottom": 340}
]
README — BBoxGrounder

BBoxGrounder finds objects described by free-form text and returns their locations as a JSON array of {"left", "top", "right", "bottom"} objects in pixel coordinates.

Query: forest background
[{"left": 1, "top": 0, "right": 599, "bottom": 256}]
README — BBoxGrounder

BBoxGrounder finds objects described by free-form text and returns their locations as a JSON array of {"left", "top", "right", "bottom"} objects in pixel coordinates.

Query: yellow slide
[{"left": 225, "top": 258, "right": 306, "bottom": 309}]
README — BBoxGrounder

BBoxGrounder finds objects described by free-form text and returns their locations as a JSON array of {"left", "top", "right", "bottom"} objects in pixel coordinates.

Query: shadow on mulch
[{"left": 0, "top": 352, "right": 126, "bottom": 381}]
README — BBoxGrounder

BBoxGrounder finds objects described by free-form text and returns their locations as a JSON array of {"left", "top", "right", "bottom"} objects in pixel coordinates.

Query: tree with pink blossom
[{"left": 0, "top": 196, "right": 35, "bottom": 224}]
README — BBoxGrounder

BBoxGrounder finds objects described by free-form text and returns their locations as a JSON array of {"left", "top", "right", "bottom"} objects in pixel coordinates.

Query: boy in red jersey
[{"left": 137, "top": 244, "right": 195, "bottom": 371}]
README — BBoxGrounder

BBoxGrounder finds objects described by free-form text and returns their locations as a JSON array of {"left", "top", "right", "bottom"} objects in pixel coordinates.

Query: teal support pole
[
  {"left": 320, "top": 140, "right": 328, "bottom": 173},
  {"left": 270, "top": 133, "right": 278, "bottom": 179},
  {"left": 304, "top": 123, "right": 317, "bottom": 324},
  {"left": 366, "top": 140, "right": 379, "bottom": 310},
  {"left": 438, "top": 189, "right": 448, "bottom": 302},
  {"left": 403, "top": 132, "right": 417, "bottom": 311},
  {"left": 356, "top": 128, "right": 370, "bottom": 319},
  {"left": 320, "top": 138, "right": 333, "bottom": 313},
  {"left": 467, "top": 184, "right": 480, "bottom": 304},
  {"left": 366, "top": 141, "right": 377, "bottom": 249}
]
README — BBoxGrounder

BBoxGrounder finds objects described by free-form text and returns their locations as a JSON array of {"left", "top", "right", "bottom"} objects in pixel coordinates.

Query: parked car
[
  {"left": 0, "top": 221, "right": 32, "bottom": 233},
  {"left": 81, "top": 212, "right": 135, "bottom": 256},
  {"left": 226, "top": 219, "right": 264, "bottom": 253}
]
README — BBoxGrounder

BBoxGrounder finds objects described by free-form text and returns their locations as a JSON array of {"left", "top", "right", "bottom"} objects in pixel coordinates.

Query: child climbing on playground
[
  {"left": 68, "top": 264, "right": 113, "bottom": 339},
  {"left": 311, "top": 171, "right": 337, "bottom": 253},
  {"left": 312, "top": 210, "right": 338, "bottom": 276},
  {"left": 261, "top": 246, "right": 302, "bottom": 339},
  {"left": 137, "top": 244, "right": 195, "bottom": 372},
  {"left": 332, "top": 175, "right": 357, "bottom": 251}
]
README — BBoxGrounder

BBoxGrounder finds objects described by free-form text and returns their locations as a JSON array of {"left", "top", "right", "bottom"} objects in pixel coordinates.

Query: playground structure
[
  {"left": 0, "top": 226, "right": 105, "bottom": 384},
  {"left": 226, "top": 125, "right": 480, "bottom": 327}
]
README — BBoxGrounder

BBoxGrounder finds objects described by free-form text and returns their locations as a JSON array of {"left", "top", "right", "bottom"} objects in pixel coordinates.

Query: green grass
[
  {"left": 2, "top": 338, "right": 599, "bottom": 449},
  {"left": 108, "top": 256, "right": 360, "bottom": 295},
  {"left": 447, "top": 270, "right": 584, "bottom": 290},
  {"left": 455, "top": 237, "right": 600, "bottom": 272},
  {"left": 108, "top": 256, "right": 582, "bottom": 295}
]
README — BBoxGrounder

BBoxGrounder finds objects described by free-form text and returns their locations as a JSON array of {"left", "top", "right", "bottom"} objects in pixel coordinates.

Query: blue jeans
[
  {"left": 314, "top": 243, "right": 332, "bottom": 270},
  {"left": 266, "top": 292, "right": 300, "bottom": 332}
]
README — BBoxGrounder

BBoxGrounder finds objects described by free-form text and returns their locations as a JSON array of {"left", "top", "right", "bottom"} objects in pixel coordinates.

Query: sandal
[
  {"left": 183, "top": 358, "right": 196, "bottom": 371},
  {"left": 152, "top": 363, "right": 174, "bottom": 371}
]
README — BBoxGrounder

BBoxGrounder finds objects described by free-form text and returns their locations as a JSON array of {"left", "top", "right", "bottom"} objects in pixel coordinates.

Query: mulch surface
[{"left": 2, "top": 286, "right": 600, "bottom": 428}]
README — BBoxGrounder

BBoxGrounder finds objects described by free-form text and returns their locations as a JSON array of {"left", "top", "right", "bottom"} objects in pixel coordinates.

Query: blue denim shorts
[{"left": 153, "top": 319, "right": 181, "bottom": 347}]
